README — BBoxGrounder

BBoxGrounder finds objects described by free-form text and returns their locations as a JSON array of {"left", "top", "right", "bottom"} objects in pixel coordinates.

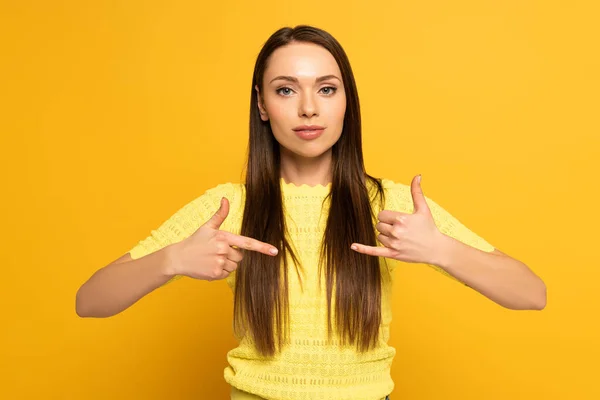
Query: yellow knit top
[{"left": 128, "top": 178, "right": 494, "bottom": 400}]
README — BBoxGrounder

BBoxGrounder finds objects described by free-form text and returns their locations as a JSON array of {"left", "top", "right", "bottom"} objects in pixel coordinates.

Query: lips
[
  {"left": 293, "top": 125, "right": 325, "bottom": 131},
  {"left": 293, "top": 126, "right": 325, "bottom": 140}
]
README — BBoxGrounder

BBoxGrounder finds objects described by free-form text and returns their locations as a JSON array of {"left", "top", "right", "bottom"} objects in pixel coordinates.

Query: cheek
[
  {"left": 264, "top": 102, "right": 293, "bottom": 143},
  {"left": 265, "top": 99, "right": 295, "bottom": 126},
  {"left": 327, "top": 97, "right": 347, "bottom": 129},
  {"left": 330, "top": 93, "right": 346, "bottom": 120}
]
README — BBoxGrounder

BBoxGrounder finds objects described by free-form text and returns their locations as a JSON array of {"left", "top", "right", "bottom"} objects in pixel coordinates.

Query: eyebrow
[{"left": 269, "top": 74, "right": 342, "bottom": 84}]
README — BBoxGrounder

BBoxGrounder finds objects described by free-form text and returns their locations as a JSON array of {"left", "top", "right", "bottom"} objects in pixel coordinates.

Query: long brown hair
[{"left": 234, "top": 25, "right": 387, "bottom": 357}]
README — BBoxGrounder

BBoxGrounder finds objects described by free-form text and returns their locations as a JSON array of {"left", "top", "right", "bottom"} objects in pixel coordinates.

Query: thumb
[
  {"left": 411, "top": 174, "right": 430, "bottom": 215},
  {"left": 203, "top": 197, "right": 230, "bottom": 230}
]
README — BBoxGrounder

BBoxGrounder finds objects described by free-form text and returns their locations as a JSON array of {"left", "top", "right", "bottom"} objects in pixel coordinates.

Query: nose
[{"left": 298, "top": 91, "right": 319, "bottom": 118}]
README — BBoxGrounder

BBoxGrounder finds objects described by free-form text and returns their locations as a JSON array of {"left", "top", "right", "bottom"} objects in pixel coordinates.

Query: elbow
[
  {"left": 75, "top": 305, "right": 89, "bottom": 318},
  {"left": 75, "top": 299, "right": 110, "bottom": 318},
  {"left": 75, "top": 286, "right": 106, "bottom": 318},
  {"left": 75, "top": 288, "right": 91, "bottom": 318},
  {"left": 501, "top": 277, "right": 546, "bottom": 311},
  {"left": 521, "top": 277, "right": 547, "bottom": 311},
  {"left": 533, "top": 279, "right": 547, "bottom": 310},
  {"left": 75, "top": 289, "right": 118, "bottom": 318}
]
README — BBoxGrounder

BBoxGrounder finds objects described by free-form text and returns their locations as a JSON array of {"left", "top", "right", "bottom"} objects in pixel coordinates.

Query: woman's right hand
[{"left": 167, "top": 197, "right": 279, "bottom": 281}]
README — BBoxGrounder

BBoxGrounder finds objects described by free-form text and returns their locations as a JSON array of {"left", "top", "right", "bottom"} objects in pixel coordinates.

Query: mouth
[{"left": 293, "top": 126, "right": 325, "bottom": 140}]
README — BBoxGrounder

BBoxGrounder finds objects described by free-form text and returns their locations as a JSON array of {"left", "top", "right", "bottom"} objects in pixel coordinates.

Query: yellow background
[{"left": 2, "top": 0, "right": 598, "bottom": 399}]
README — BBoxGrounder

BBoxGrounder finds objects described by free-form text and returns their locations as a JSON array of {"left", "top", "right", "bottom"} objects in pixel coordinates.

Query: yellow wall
[{"left": 2, "top": 1, "right": 598, "bottom": 398}]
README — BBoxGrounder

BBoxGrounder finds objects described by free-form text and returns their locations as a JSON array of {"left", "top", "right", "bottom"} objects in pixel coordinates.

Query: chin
[{"left": 283, "top": 143, "right": 334, "bottom": 159}]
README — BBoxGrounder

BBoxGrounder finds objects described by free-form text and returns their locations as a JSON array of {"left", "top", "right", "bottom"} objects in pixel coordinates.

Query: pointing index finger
[
  {"left": 351, "top": 243, "right": 395, "bottom": 258},
  {"left": 222, "top": 231, "right": 279, "bottom": 256}
]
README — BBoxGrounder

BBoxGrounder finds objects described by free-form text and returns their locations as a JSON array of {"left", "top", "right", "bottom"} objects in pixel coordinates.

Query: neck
[{"left": 279, "top": 147, "right": 333, "bottom": 187}]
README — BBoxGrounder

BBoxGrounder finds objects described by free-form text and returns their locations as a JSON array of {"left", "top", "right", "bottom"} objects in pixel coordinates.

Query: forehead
[{"left": 264, "top": 42, "right": 341, "bottom": 82}]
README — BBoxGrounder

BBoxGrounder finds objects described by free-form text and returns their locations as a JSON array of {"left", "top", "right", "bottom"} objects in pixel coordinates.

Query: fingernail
[
  {"left": 351, "top": 245, "right": 358, "bottom": 251},
  {"left": 270, "top": 248, "right": 278, "bottom": 255},
  {"left": 417, "top": 174, "right": 422, "bottom": 183}
]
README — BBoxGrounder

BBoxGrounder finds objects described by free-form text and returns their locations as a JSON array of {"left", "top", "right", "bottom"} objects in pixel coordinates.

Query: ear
[{"left": 255, "top": 84, "right": 269, "bottom": 121}]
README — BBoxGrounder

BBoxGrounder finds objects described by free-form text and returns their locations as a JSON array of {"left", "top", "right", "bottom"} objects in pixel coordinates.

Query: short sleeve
[
  {"left": 128, "top": 182, "right": 241, "bottom": 285},
  {"left": 381, "top": 179, "right": 494, "bottom": 284}
]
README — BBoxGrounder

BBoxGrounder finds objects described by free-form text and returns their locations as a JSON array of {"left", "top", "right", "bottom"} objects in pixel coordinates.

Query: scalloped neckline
[{"left": 280, "top": 177, "right": 331, "bottom": 195}]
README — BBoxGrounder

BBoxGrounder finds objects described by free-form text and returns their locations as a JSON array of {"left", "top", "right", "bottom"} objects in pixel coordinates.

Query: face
[{"left": 256, "top": 42, "right": 346, "bottom": 159}]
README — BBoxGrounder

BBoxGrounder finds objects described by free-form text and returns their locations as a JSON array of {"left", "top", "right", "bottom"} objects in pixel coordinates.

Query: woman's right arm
[
  {"left": 75, "top": 197, "right": 278, "bottom": 318},
  {"left": 75, "top": 244, "right": 179, "bottom": 318}
]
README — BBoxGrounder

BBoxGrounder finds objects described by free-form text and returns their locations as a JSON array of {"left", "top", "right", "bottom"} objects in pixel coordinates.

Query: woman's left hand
[{"left": 351, "top": 174, "right": 446, "bottom": 265}]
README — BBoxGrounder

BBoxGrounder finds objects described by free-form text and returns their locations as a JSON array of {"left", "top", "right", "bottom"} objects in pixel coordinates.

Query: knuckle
[{"left": 217, "top": 243, "right": 228, "bottom": 254}]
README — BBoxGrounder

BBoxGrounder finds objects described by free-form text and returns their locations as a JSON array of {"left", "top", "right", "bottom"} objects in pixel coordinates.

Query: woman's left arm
[
  {"left": 431, "top": 234, "right": 546, "bottom": 310},
  {"left": 351, "top": 174, "right": 546, "bottom": 311}
]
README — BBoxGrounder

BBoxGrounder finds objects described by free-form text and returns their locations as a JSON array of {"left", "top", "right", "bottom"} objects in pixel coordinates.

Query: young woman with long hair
[{"left": 76, "top": 25, "right": 546, "bottom": 400}]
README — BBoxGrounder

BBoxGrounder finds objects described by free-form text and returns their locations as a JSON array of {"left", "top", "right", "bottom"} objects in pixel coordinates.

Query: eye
[
  {"left": 276, "top": 87, "right": 294, "bottom": 96},
  {"left": 320, "top": 86, "right": 337, "bottom": 96}
]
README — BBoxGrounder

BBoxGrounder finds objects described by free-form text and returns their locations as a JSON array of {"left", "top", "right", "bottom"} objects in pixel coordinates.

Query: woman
[{"left": 76, "top": 25, "right": 546, "bottom": 400}]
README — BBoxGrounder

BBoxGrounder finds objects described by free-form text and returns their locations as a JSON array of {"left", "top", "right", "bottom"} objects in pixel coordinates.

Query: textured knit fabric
[{"left": 128, "top": 178, "right": 494, "bottom": 400}]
